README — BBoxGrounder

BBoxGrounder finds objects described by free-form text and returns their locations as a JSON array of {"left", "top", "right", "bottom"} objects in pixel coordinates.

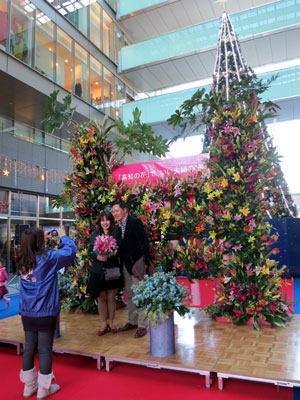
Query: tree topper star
[{"left": 215, "top": 0, "right": 228, "bottom": 9}]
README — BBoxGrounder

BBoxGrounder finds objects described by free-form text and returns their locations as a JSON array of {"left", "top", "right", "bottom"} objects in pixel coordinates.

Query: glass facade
[
  {"left": 90, "top": 1, "right": 102, "bottom": 50},
  {"left": 35, "top": 9, "right": 55, "bottom": 79},
  {"left": 10, "top": 0, "right": 35, "bottom": 65},
  {"left": 74, "top": 42, "right": 89, "bottom": 101},
  {"left": 0, "top": 0, "right": 136, "bottom": 120},
  {"left": 0, "top": 115, "right": 69, "bottom": 153},
  {"left": 103, "top": 9, "right": 114, "bottom": 60},
  {"left": 103, "top": 67, "right": 115, "bottom": 118},
  {"left": 0, "top": 189, "right": 74, "bottom": 272},
  {"left": 0, "top": 0, "right": 9, "bottom": 50},
  {"left": 56, "top": 27, "right": 73, "bottom": 92},
  {"left": 90, "top": 54, "right": 103, "bottom": 108}
]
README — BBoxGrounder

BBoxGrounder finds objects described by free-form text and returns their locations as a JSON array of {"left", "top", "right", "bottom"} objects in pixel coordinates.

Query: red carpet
[{"left": 0, "top": 344, "right": 292, "bottom": 400}]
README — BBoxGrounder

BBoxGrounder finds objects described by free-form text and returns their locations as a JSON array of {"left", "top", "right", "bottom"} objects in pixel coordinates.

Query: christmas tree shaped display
[
  {"left": 208, "top": 11, "right": 297, "bottom": 218},
  {"left": 202, "top": 12, "right": 295, "bottom": 328},
  {"left": 168, "top": 11, "right": 296, "bottom": 328}
]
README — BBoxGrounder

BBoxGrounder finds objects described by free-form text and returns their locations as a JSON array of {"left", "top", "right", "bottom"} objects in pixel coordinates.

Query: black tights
[{"left": 23, "top": 330, "right": 55, "bottom": 374}]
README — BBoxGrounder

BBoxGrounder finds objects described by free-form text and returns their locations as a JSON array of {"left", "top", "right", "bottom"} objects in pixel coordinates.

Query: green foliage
[
  {"left": 42, "top": 90, "right": 76, "bottom": 134},
  {"left": 114, "top": 108, "right": 169, "bottom": 157},
  {"left": 43, "top": 91, "right": 171, "bottom": 160}
]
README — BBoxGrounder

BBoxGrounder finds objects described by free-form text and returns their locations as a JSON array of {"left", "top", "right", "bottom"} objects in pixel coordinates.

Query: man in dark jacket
[{"left": 112, "top": 200, "right": 150, "bottom": 338}]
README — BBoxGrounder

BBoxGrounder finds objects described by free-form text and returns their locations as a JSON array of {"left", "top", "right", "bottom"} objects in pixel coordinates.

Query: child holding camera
[{"left": 17, "top": 227, "right": 76, "bottom": 399}]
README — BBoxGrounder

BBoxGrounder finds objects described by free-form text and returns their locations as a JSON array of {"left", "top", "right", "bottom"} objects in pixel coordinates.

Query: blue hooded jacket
[{"left": 19, "top": 235, "right": 77, "bottom": 317}]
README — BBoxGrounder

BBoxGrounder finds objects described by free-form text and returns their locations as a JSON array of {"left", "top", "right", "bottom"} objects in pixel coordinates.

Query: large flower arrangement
[
  {"left": 132, "top": 272, "right": 191, "bottom": 326},
  {"left": 168, "top": 80, "right": 295, "bottom": 329},
  {"left": 197, "top": 92, "right": 294, "bottom": 329}
]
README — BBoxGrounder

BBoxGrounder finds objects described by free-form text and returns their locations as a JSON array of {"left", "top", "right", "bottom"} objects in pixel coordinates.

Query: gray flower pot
[{"left": 150, "top": 312, "right": 175, "bottom": 357}]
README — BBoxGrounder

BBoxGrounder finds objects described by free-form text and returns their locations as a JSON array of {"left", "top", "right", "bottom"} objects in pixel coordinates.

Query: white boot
[
  {"left": 19, "top": 366, "right": 38, "bottom": 398},
  {"left": 37, "top": 371, "right": 60, "bottom": 399}
]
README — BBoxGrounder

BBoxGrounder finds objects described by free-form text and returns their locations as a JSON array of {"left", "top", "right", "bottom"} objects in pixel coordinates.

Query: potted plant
[{"left": 132, "top": 272, "right": 190, "bottom": 357}]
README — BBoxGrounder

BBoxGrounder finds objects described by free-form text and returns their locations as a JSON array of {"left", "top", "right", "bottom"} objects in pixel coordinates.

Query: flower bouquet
[
  {"left": 93, "top": 234, "right": 118, "bottom": 257},
  {"left": 174, "top": 238, "right": 210, "bottom": 281},
  {"left": 132, "top": 272, "right": 191, "bottom": 327}
]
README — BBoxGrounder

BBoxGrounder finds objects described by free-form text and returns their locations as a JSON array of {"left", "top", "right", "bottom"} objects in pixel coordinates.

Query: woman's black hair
[
  {"left": 16, "top": 228, "right": 46, "bottom": 275},
  {"left": 97, "top": 211, "right": 115, "bottom": 234}
]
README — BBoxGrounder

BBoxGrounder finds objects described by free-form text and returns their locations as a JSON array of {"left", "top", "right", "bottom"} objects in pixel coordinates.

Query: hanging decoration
[{"left": 0, "top": 153, "right": 67, "bottom": 184}]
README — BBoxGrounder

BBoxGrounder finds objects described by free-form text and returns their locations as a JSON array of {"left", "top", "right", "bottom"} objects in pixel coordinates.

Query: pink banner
[{"left": 112, "top": 153, "right": 209, "bottom": 185}]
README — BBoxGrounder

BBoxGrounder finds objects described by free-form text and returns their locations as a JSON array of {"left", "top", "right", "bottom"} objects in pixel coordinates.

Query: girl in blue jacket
[{"left": 17, "top": 227, "right": 76, "bottom": 399}]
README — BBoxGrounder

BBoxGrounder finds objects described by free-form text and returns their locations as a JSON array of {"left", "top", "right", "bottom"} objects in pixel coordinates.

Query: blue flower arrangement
[{"left": 132, "top": 272, "right": 191, "bottom": 326}]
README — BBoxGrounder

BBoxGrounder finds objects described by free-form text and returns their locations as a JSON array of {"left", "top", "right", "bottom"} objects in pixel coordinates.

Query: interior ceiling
[
  {"left": 120, "top": 0, "right": 279, "bottom": 42},
  {"left": 0, "top": 71, "right": 88, "bottom": 140},
  {"left": 121, "top": 26, "right": 300, "bottom": 93}
]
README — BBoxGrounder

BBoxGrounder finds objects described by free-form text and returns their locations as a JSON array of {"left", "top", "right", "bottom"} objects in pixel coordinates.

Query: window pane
[
  {"left": 114, "top": 24, "right": 123, "bottom": 64},
  {"left": 56, "top": 27, "right": 73, "bottom": 91},
  {"left": 0, "top": 115, "right": 13, "bottom": 131},
  {"left": 0, "top": 0, "right": 9, "bottom": 50},
  {"left": 11, "top": 192, "right": 36, "bottom": 216},
  {"left": 35, "top": 10, "right": 55, "bottom": 80},
  {"left": 105, "top": 0, "right": 116, "bottom": 12},
  {"left": 39, "top": 196, "right": 60, "bottom": 218},
  {"left": 10, "top": 0, "right": 35, "bottom": 65},
  {"left": 0, "top": 189, "right": 9, "bottom": 215},
  {"left": 103, "top": 10, "right": 113, "bottom": 60},
  {"left": 39, "top": 220, "right": 60, "bottom": 230},
  {"left": 103, "top": 67, "right": 115, "bottom": 118},
  {"left": 90, "top": 55, "right": 102, "bottom": 109},
  {"left": 62, "top": 205, "right": 75, "bottom": 220},
  {"left": 115, "top": 78, "right": 125, "bottom": 119},
  {"left": 74, "top": 43, "right": 89, "bottom": 102},
  {"left": 14, "top": 121, "right": 34, "bottom": 143},
  {"left": 0, "top": 218, "right": 8, "bottom": 268},
  {"left": 64, "top": 0, "right": 89, "bottom": 37},
  {"left": 90, "top": 1, "right": 101, "bottom": 50}
]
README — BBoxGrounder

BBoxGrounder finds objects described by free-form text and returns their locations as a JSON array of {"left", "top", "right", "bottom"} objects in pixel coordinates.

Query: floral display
[
  {"left": 93, "top": 235, "right": 118, "bottom": 257},
  {"left": 132, "top": 272, "right": 191, "bottom": 327},
  {"left": 174, "top": 238, "right": 210, "bottom": 281},
  {"left": 167, "top": 12, "right": 296, "bottom": 329}
]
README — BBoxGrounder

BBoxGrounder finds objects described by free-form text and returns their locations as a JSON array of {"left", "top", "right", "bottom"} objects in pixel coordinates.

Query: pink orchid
[{"left": 232, "top": 127, "right": 240, "bottom": 136}]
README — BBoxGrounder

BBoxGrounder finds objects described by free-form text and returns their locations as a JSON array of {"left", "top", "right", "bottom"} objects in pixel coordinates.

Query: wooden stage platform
[{"left": 1, "top": 308, "right": 300, "bottom": 390}]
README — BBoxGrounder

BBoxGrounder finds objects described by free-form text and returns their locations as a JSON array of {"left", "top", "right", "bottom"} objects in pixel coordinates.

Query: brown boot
[{"left": 37, "top": 371, "right": 60, "bottom": 399}]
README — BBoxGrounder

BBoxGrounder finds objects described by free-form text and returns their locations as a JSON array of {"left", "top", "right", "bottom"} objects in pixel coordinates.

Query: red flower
[
  {"left": 230, "top": 269, "right": 237, "bottom": 276},
  {"left": 211, "top": 156, "right": 218, "bottom": 163},
  {"left": 273, "top": 248, "right": 280, "bottom": 254},
  {"left": 269, "top": 303, "right": 279, "bottom": 314},
  {"left": 234, "top": 308, "right": 243, "bottom": 318},
  {"left": 246, "top": 308, "right": 254, "bottom": 315},
  {"left": 238, "top": 294, "right": 247, "bottom": 303}
]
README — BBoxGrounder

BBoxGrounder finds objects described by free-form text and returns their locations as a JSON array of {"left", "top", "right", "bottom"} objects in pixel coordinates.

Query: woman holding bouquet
[{"left": 87, "top": 211, "right": 123, "bottom": 335}]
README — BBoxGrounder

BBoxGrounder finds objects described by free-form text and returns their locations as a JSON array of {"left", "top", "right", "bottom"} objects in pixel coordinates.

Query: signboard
[{"left": 112, "top": 153, "right": 209, "bottom": 185}]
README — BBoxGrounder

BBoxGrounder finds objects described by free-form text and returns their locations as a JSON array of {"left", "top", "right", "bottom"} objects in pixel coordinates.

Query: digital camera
[{"left": 51, "top": 230, "right": 58, "bottom": 238}]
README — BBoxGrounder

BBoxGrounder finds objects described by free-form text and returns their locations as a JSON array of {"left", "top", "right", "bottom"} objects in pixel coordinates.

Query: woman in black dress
[{"left": 87, "top": 211, "right": 123, "bottom": 335}]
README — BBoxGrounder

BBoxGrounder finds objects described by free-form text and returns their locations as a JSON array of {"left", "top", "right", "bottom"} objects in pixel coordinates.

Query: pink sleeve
[{"left": 0, "top": 268, "right": 8, "bottom": 281}]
